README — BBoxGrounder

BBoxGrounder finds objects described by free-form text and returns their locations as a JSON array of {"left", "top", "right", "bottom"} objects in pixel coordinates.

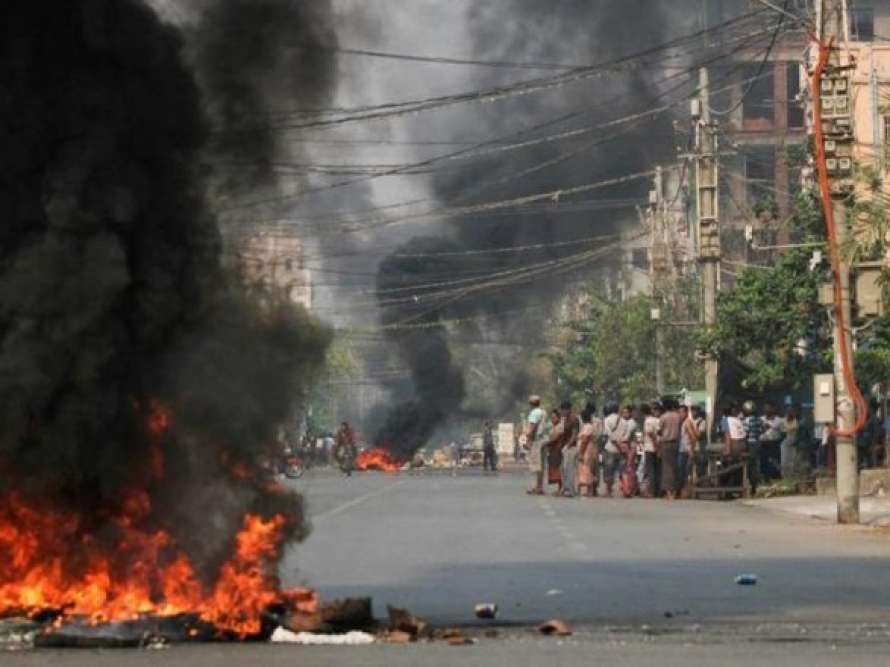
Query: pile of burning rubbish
[
  {"left": 355, "top": 448, "right": 404, "bottom": 473},
  {"left": 1, "top": 593, "right": 571, "bottom": 650}
]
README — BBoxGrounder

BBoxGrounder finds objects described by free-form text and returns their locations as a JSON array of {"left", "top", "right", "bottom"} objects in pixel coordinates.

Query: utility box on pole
[{"left": 814, "top": 373, "right": 836, "bottom": 424}]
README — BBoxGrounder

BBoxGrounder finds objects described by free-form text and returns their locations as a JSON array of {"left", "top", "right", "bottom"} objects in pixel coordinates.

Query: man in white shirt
[
  {"left": 524, "top": 395, "right": 547, "bottom": 494},
  {"left": 603, "top": 403, "right": 636, "bottom": 497},
  {"left": 640, "top": 403, "right": 660, "bottom": 498}
]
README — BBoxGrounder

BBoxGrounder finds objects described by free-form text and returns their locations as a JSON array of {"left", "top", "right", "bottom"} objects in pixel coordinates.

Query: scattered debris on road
[
  {"left": 538, "top": 619, "right": 572, "bottom": 636},
  {"left": 283, "top": 597, "right": 374, "bottom": 634},
  {"left": 270, "top": 628, "right": 375, "bottom": 645},
  {"left": 0, "top": 618, "right": 40, "bottom": 651},
  {"left": 474, "top": 603, "right": 498, "bottom": 619},
  {"left": 387, "top": 605, "right": 430, "bottom": 639}
]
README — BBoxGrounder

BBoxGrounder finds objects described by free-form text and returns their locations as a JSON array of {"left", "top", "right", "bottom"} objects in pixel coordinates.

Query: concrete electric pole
[
  {"left": 815, "top": 0, "right": 860, "bottom": 524},
  {"left": 694, "top": 67, "right": 721, "bottom": 441},
  {"left": 649, "top": 166, "right": 667, "bottom": 397}
]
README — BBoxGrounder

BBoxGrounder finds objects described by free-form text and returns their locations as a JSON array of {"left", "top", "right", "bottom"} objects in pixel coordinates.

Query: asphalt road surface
[{"left": 9, "top": 467, "right": 890, "bottom": 666}]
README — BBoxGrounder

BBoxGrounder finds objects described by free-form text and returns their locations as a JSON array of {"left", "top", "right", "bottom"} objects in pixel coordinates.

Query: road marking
[{"left": 312, "top": 479, "right": 408, "bottom": 521}]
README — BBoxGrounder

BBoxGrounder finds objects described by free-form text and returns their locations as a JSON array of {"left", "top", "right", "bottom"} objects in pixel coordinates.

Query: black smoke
[
  {"left": 0, "top": 0, "right": 334, "bottom": 580},
  {"left": 372, "top": 0, "right": 675, "bottom": 456},
  {"left": 373, "top": 238, "right": 474, "bottom": 458},
  {"left": 194, "top": 0, "right": 338, "bottom": 189}
]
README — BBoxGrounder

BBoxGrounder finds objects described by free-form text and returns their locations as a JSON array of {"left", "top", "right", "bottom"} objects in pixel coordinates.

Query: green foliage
[
  {"left": 788, "top": 188, "right": 825, "bottom": 240},
  {"left": 551, "top": 292, "right": 703, "bottom": 405},
  {"left": 698, "top": 248, "right": 832, "bottom": 391},
  {"left": 856, "top": 314, "right": 890, "bottom": 391},
  {"left": 307, "top": 338, "right": 359, "bottom": 432}
]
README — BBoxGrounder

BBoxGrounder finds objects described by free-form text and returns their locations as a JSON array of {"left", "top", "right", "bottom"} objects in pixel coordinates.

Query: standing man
[
  {"left": 602, "top": 402, "right": 623, "bottom": 497},
  {"left": 742, "top": 401, "right": 763, "bottom": 494},
  {"left": 678, "top": 405, "right": 699, "bottom": 498},
  {"left": 524, "top": 396, "right": 547, "bottom": 494},
  {"left": 692, "top": 405, "right": 708, "bottom": 482},
  {"left": 640, "top": 404, "right": 660, "bottom": 498},
  {"left": 482, "top": 420, "right": 497, "bottom": 473},
  {"left": 658, "top": 398, "right": 682, "bottom": 500},
  {"left": 760, "top": 405, "right": 784, "bottom": 481},
  {"left": 559, "top": 401, "right": 581, "bottom": 497}
]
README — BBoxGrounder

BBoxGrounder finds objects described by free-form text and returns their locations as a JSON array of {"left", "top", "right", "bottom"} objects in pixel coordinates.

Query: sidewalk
[{"left": 742, "top": 495, "right": 890, "bottom": 527}]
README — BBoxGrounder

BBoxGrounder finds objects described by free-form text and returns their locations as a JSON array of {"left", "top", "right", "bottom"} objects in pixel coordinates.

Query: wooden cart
[{"left": 690, "top": 451, "right": 750, "bottom": 500}]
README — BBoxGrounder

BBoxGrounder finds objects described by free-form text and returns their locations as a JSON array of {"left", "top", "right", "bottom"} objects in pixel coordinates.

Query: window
[
  {"left": 745, "top": 147, "right": 776, "bottom": 206},
  {"left": 742, "top": 64, "right": 775, "bottom": 125},
  {"left": 850, "top": 7, "right": 875, "bottom": 42},
  {"left": 787, "top": 64, "right": 804, "bottom": 128},
  {"left": 631, "top": 248, "right": 650, "bottom": 271}
]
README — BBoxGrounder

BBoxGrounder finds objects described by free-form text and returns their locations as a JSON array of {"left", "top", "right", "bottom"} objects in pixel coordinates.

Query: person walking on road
[
  {"left": 657, "top": 399, "right": 681, "bottom": 500},
  {"left": 482, "top": 420, "right": 497, "bottom": 473},
  {"left": 334, "top": 421, "right": 357, "bottom": 477}
]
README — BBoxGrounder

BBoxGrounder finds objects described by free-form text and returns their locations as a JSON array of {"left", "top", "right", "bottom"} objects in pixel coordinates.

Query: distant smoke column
[
  {"left": 373, "top": 239, "right": 468, "bottom": 459},
  {"left": 0, "top": 0, "right": 332, "bottom": 577},
  {"left": 415, "top": 0, "right": 674, "bottom": 408}
]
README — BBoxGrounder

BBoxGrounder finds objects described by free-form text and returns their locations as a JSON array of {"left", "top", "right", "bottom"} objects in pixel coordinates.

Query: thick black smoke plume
[
  {"left": 195, "top": 0, "right": 338, "bottom": 189},
  {"left": 0, "top": 0, "right": 333, "bottom": 577},
  {"left": 373, "top": 0, "right": 674, "bottom": 455},
  {"left": 374, "top": 238, "right": 470, "bottom": 458}
]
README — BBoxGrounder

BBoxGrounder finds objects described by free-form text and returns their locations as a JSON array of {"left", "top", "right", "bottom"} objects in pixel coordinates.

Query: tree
[
  {"left": 550, "top": 292, "right": 703, "bottom": 406},
  {"left": 698, "top": 247, "right": 832, "bottom": 392},
  {"left": 306, "top": 339, "right": 358, "bottom": 433}
]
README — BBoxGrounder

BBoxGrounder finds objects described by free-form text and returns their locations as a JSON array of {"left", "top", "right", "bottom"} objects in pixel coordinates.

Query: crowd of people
[{"left": 520, "top": 395, "right": 817, "bottom": 499}]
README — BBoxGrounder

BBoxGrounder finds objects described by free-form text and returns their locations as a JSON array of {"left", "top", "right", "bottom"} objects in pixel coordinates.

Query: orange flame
[
  {"left": 0, "top": 494, "right": 311, "bottom": 637},
  {"left": 0, "top": 401, "right": 316, "bottom": 638},
  {"left": 356, "top": 448, "right": 402, "bottom": 473}
]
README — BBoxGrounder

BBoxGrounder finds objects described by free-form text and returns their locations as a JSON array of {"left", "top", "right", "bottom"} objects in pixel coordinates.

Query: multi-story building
[
  {"left": 238, "top": 232, "right": 313, "bottom": 310},
  {"left": 705, "top": 1, "right": 811, "bottom": 260}
]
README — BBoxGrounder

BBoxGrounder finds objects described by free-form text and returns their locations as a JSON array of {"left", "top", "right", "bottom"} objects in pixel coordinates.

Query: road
[
  {"left": 8, "top": 467, "right": 890, "bottom": 666},
  {"left": 286, "top": 468, "right": 890, "bottom": 626}
]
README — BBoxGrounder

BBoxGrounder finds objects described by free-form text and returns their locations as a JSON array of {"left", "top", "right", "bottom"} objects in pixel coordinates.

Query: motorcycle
[{"left": 283, "top": 447, "right": 310, "bottom": 479}]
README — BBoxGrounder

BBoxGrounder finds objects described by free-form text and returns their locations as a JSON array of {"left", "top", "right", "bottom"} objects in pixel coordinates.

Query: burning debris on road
[
  {"left": 0, "top": 0, "right": 334, "bottom": 641},
  {"left": 356, "top": 448, "right": 404, "bottom": 473}
]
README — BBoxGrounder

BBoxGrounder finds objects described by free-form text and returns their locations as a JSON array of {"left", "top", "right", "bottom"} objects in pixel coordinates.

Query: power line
[
  {"left": 216, "top": 25, "right": 795, "bottom": 218},
  {"left": 264, "top": 9, "right": 774, "bottom": 129}
]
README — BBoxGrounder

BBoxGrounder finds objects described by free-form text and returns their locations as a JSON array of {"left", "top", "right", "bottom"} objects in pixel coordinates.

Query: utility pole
[
  {"left": 649, "top": 166, "right": 667, "bottom": 397},
  {"left": 694, "top": 68, "right": 721, "bottom": 442},
  {"left": 815, "top": 0, "right": 859, "bottom": 523}
]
